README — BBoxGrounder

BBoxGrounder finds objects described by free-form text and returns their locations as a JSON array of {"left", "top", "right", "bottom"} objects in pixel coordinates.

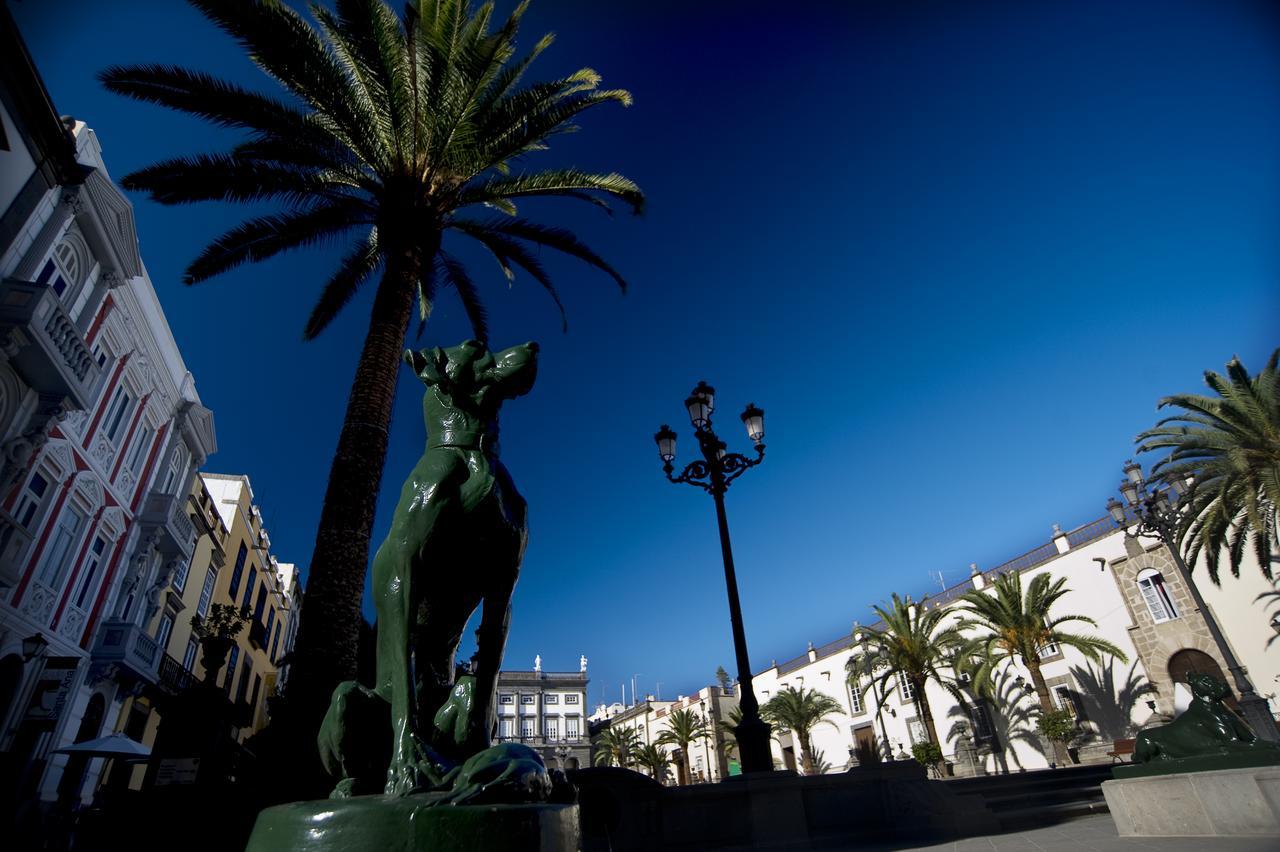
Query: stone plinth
[
  {"left": 1102, "top": 766, "right": 1280, "bottom": 837},
  {"left": 244, "top": 797, "right": 579, "bottom": 852}
]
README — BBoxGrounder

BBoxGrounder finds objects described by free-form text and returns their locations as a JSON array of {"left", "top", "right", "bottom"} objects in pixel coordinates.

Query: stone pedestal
[
  {"left": 1102, "top": 766, "right": 1280, "bottom": 837},
  {"left": 245, "top": 797, "right": 579, "bottom": 852}
]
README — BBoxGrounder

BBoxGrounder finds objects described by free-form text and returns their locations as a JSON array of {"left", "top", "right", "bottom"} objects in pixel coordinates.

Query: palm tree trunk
[
  {"left": 798, "top": 730, "right": 815, "bottom": 775},
  {"left": 286, "top": 238, "right": 431, "bottom": 754},
  {"left": 915, "top": 683, "right": 946, "bottom": 776},
  {"left": 1027, "top": 659, "right": 1071, "bottom": 767}
]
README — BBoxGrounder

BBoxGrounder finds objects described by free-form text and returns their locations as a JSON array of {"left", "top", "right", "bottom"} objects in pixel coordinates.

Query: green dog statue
[
  {"left": 318, "top": 339, "right": 547, "bottom": 800},
  {"left": 1134, "top": 672, "right": 1280, "bottom": 764}
]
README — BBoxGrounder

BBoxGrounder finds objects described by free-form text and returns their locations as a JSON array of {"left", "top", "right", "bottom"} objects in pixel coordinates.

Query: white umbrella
[{"left": 53, "top": 732, "right": 151, "bottom": 760}]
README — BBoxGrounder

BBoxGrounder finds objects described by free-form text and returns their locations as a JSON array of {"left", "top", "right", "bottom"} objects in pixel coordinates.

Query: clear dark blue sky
[{"left": 13, "top": 0, "right": 1280, "bottom": 707}]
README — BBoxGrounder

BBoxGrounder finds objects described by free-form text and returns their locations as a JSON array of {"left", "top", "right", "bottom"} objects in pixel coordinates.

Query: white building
[
  {"left": 496, "top": 658, "right": 591, "bottom": 771},
  {"left": 711, "top": 516, "right": 1279, "bottom": 775},
  {"left": 0, "top": 10, "right": 215, "bottom": 819},
  {"left": 599, "top": 685, "right": 740, "bottom": 784}
]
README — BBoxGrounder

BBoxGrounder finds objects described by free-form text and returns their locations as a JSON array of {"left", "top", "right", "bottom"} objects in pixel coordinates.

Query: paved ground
[{"left": 834, "top": 814, "right": 1280, "bottom": 851}]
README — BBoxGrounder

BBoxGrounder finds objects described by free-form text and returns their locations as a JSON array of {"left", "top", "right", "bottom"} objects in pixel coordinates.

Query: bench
[{"left": 1107, "top": 738, "right": 1136, "bottom": 763}]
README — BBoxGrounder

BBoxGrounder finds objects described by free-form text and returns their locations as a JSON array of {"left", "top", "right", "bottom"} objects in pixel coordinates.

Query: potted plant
[
  {"left": 190, "top": 604, "right": 251, "bottom": 686},
  {"left": 1036, "top": 708, "right": 1079, "bottom": 767}
]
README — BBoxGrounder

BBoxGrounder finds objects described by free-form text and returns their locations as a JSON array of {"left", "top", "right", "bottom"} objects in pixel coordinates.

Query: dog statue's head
[
  {"left": 404, "top": 339, "right": 539, "bottom": 412},
  {"left": 1187, "top": 672, "right": 1230, "bottom": 703}
]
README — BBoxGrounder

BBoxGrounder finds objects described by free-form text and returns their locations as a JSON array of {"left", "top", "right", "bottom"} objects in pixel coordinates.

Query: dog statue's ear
[{"left": 404, "top": 347, "right": 445, "bottom": 385}]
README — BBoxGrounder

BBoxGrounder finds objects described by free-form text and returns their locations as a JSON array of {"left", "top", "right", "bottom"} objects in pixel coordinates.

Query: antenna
[
  {"left": 655, "top": 682, "right": 662, "bottom": 701},
  {"left": 930, "top": 570, "right": 946, "bottom": 592}
]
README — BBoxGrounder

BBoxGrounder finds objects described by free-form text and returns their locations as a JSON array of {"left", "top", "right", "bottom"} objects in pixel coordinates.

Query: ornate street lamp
[
  {"left": 849, "top": 626, "right": 894, "bottom": 761},
  {"left": 654, "top": 382, "right": 772, "bottom": 773},
  {"left": 1108, "top": 460, "right": 1279, "bottom": 742}
]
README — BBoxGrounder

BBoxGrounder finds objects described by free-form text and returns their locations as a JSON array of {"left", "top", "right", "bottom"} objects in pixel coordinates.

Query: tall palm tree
[
  {"left": 99, "top": 0, "right": 642, "bottom": 716},
  {"left": 849, "top": 594, "right": 963, "bottom": 772},
  {"left": 592, "top": 725, "right": 641, "bottom": 768},
  {"left": 1136, "top": 350, "right": 1280, "bottom": 584},
  {"left": 956, "top": 571, "right": 1127, "bottom": 766},
  {"left": 759, "top": 686, "right": 842, "bottom": 776},
  {"left": 656, "top": 708, "right": 709, "bottom": 786},
  {"left": 632, "top": 743, "right": 670, "bottom": 784}
]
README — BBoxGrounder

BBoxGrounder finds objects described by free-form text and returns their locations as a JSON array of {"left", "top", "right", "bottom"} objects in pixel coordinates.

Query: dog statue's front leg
[{"left": 373, "top": 531, "right": 424, "bottom": 796}]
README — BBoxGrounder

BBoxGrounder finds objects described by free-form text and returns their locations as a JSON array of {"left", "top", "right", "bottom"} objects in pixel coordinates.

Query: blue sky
[{"left": 13, "top": 0, "right": 1280, "bottom": 708}]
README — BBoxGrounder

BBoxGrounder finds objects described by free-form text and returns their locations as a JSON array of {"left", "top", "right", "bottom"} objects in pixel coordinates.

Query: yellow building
[{"left": 106, "top": 472, "right": 301, "bottom": 788}]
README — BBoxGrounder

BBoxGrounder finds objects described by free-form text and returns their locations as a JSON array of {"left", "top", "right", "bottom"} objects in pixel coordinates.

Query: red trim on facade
[
  {"left": 81, "top": 353, "right": 130, "bottom": 449},
  {"left": 84, "top": 293, "right": 115, "bottom": 347},
  {"left": 131, "top": 422, "right": 169, "bottom": 514},
  {"left": 109, "top": 392, "right": 151, "bottom": 482},
  {"left": 10, "top": 475, "right": 76, "bottom": 607},
  {"left": 50, "top": 506, "right": 105, "bottom": 629},
  {"left": 80, "top": 518, "right": 132, "bottom": 649}
]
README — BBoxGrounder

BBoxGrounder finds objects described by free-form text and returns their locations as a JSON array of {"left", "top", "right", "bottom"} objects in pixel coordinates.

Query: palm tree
[
  {"left": 656, "top": 708, "right": 709, "bottom": 786},
  {"left": 632, "top": 743, "right": 670, "bottom": 784},
  {"left": 759, "top": 686, "right": 842, "bottom": 775},
  {"left": 99, "top": 0, "right": 643, "bottom": 715},
  {"left": 1136, "top": 350, "right": 1280, "bottom": 584},
  {"left": 592, "top": 725, "right": 640, "bottom": 768},
  {"left": 849, "top": 594, "right": 964, "bottom": 773},
  {"left": 956, "top": 571, "right": 1127, "bottom": 766}
]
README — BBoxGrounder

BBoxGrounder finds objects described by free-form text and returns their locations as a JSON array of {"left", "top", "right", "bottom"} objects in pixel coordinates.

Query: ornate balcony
[
  {"left": 0, "top": 278, "right": 99, "bottom": 410},
  {"left": 92, "top": 618, "right": 161, "bottom": 685},
  {"left": 138, "top": 491, "right": 197, "bottom": 559},
  {"left": 156, "top": 652, "right": 197, "bottom": 696}
]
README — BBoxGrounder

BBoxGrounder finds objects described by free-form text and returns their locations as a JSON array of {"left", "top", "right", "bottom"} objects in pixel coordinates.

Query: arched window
[
  {"left": 53, "top": 240, "right": 81, "bottom": 288},
  {"left": 1137, "top": 568, "right": 1179, "bottom": 623}
]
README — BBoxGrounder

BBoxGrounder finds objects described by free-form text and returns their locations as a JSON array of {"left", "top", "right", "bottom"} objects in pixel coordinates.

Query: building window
[
  {"left": 162, "top": 446, "right": 188, "bottom": 494},
  {"left": 499, "top": 694, "right": 514, "bottom": 705},
  {"left": 270, "top": 622, "right": 282, "bottom": 663},
  {"left": 1138, "top": 569, "right": 1179, "bottom": 623},
  {"left": 125, "top": 425, "right": 153, "bottom": 474},
  {"left": 237, "top": 661, "right": 253, "bottom": 703},
  {"left": 104, "top": 387, "right": 135, "bottom": 443},
  {"left": 36, "top": 504, "right": 86, "bottom": 588},
  {"left": 155, "top": 613, "right": 175, "bottom": 652},
  {"left": 896, "top": 671, "right": 916, "bottom": 702},
  {"left": 253, "top": 585, "right": 267, "bottom": 622},
  {"left": 566, "top": 717, "right": 580, "bottom": 740},
  {"left": 72, "top": 536, "right": 109, "bottom": 609},
  {"left": 14, "top": 470, "right": 50, "bottom": 529},
  {"left": 520, "top": 694, "right": 535, "bottom": 705},
  {"left": 545, "top": 718, "right": 559, "bottom": 740},
  {"left": 242, "top": 565, "right": 257, "bottom": 610},
  {"left": 564, "top": 694, "right": 579, "bottom": 705},
  {"left": 35, "top": 257, "right": 69, "bottom": 298},
  {"left": 53, "top": 239, "right": 83, "bottom": 289},
  {"left": 848, "top": 677, "right": 864, "bottom": 715},
  {"left": 224, "top": 645, "right": 240, "bottom": 694},
  {"left": 545, "top": 694, "right": 559, "bottom": 705},
  {"left": 499, "top": 718, "right": 514, "bottom": 738},
  {"left": 228, "top": 543, "right": 247, "bottom": 599},
  {"left": 520, "top": 717, "right": 536, "bottom": 738},
  {"left": 173, "top": 553, "right": 194, "bottom": 595},
  {"left": 969, "top": 702, "right": 994, "bottom": 741},
  {"left": 265, "top": 606, "right": 276, "bottom": 638},
  {"left": 197, "top": 568, "right": 217, "bottom": 620},
  {"left": 250, "top": 673, "right": 262, "bottom": 713},
  {"left": 183, "top": 637, "right": 199, "bottom": 672},
  {"left": 92, "top": 342, "right": 109, "bottom": 369},
  {"left": 1052, "top": 685, "right": 1085, "bottom": 721}
]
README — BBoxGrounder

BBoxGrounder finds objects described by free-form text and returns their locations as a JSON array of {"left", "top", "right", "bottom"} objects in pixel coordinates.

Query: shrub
[
  {"left": 1036, "top": 708, "right": 1078, "bottom": 746},
  {"left": 911, "top": 741, "right": 943, "bottom": 766}
]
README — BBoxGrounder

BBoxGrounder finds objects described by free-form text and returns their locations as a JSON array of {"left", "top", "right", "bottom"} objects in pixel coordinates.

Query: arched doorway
[{"left": 1168, "top": 649, "right": 1236, "bottom": 708}]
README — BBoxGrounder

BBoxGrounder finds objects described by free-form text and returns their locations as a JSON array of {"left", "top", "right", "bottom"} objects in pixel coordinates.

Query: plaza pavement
[{"left": 830, "top": 814, "right": 1279, "bottom": 851}]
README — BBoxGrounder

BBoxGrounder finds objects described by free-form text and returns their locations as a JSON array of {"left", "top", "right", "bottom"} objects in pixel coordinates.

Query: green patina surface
[
  {"left": 245, "top": 799, "right": 578, "bottom": 852},
  {"left": 1115, "top": 673, "right": 1280, "bottom": 780}
]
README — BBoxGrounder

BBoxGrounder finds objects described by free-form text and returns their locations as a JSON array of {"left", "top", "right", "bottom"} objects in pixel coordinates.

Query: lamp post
[
  {"left": 1108, "top": 460, "right": 1279, "bottom": 742},
  {"left": 654, "top": 382, "right": 772, "bottom": 773},
  {"left": 699, "top": 698, "right": 712, "bottom": 782}
]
